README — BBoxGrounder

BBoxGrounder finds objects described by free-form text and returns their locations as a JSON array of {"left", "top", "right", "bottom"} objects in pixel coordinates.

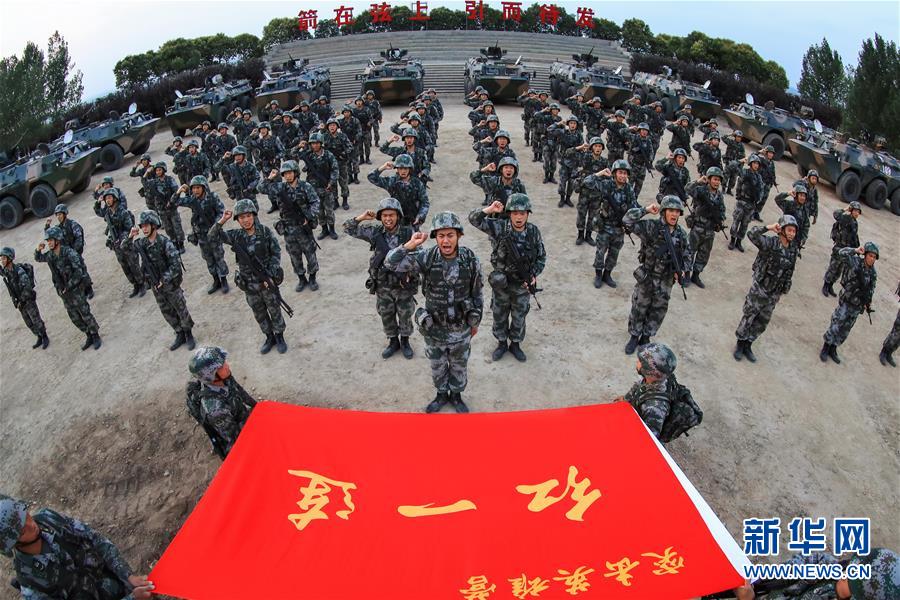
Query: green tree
[
  {"left": 315, "top": 18, "right": 341, "bottom": 38},
  {"left": 429, "top": 7, "right": 466, "bottom": 30},
  {"left": 798, "top": 38, "right": 849, "bottom": 107},
  {"left": 113, "top": 51, "right": 158, "bottom": 89},
  {"left": 590, "top": 18, "right": 621, "bottom": 41},
  {"left": 845, "top": 33, "right": 900, "bottom": 149},
  {"left": 621, "top": 18, "right": 654, "bottom": 53},
  {"left": 261, "top": 17, "right": 311, "bottom": 52},
  {"left": 44, "top": 31, "right": 83, "bottom": 121}
]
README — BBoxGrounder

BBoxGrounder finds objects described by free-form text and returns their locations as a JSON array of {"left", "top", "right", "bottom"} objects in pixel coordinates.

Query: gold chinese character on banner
[
  {"left": 286, "top": 470, "right": 356, "bottom": 531},
  {"left": 604, "top": 557, "right": 640, "bottom": 587},
  {"left": 553, "top": 566, "right": 595, "bottom": 595},
  {"left": 641, "top": 546, "right": 685, "bottom": 575},
  {"left": 508, "top": 574, "right": 551, "bottom": 598},
  {"left": 516, "top": 466, "right": 601, "bottom": 521},
  {"left": 397, "top": 499, "right": 477, "bottom": 518},
  {"left": 460, "top": 575, "right": 496, "bottom": 600}
]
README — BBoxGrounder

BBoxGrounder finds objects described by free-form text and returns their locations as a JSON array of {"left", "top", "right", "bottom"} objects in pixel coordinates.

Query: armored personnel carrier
[
  {"left": 357, "top": 46, "right": 424, "bottom": 103},
  {"left": 64, "top": 102, "right": 160, "bottom": 172},
  {"left": 464, "top": 45, "right": 534, "bottom": 102},
  {"left": 631, "top": 67, "right": 720, "bottom": 121},
  {"left": 255, "top": 58, "right": 331, "bottom": 112},
  {"left": 549, "top": 49, "right": 631, "bottom": 107},
  {"left": 165, "top": 74, "right": 254, "bottom": 136},
  {"left": 724, "top": 93, "right": 817, "bottom": 160}
]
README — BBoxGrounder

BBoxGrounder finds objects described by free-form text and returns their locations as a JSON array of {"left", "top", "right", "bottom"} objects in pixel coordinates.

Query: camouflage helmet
[
  {"left": 189, "top": 346, "right": 228, "bottom": 382},
  {"left": 102, "top": 188, "right": 120, "bottom": 202},
  {"left": 154, "top": 161, "right": 167, "bottom": 171},
  {"left": 190, "top": 175, "right": 208, "bottom": 189},
  {"left": 202, "top": 120, "right": 211, "bottom": 127},
  {"left": 611, "top": 159, "right": 631, "bottom": 173},
  {"left": 376, "top": 197, "right": 404, "bottom": 220},
  {"left": 863, "top": 241, "right": 880, "bottom": 258},
  {"left": 549, "top": 103, "right": 560, "bottom": 111},
  {"left": 538, "top": 91, "right": 548, "bottom": 97},
  {"left": 365, "top": 89, "right": 375, "bottom": 97},
  {"left": 588, "top": 136, "right": 605, "bottom": 148},
  {"left": 217, "top": 122, "right": 228, "bottom": 130},
  {"left": 393, "top": 154, "right": 415, "bottom": 169},
  {"left": 614, "top": 110, "right": 626, "bottom": 118},
  {"left": 318, "top": 95, "right": 327, "bottom": 102},
  {"left": 138, "top": 210, "right": 162, "bottom": 228},
  {"left": 733, "top": 130, "right": 743, "bottom": 137},
  {"left": 497, "top": 156, "right": 519, "bottom": 176},
  {"left": 101, "top": 175, "right": 114, "bottom": 185},
  {"left": 485, "top": 115, "right": 500, "bottom": 124},
  {"left": 280, "top": 160, "right": 300, "bottom": 174},
  {"left": 848, "top": 200, "right": 862, "bottom": 213},
  {"left": 659, "top": 195, "right": 685, "bottom": 214},
  {"left": 792, "top": 182, "right": 808, "bottom": 195},
  {"left": 0, "top": 495, "right": 27, "bottom": 556},
  {"left": 407, "top": 112, "right": 421, "bottom": 122},
  {"left": 806, "top": 169, "right": 819, "bottom": 179},
  {"left": 778, "top": 214, "right": 798, "bottom": 230},
  {"left": 847, "top": 548, "right": 899, "bottom": 600},
  {"left": 763, "top": 144, "right": 775, "bottom": 154},
  {"left": 429, "top": 211, "right": 464, "bottom": 238},
  {"left": 683, "top": 104, "right": 693, "bottom": 110},
  {"left": 173, "top": 136, "right": 183, "bottom": 143},
  {"left": 673, "top": 148, "right": 688, "bottom": 159},
  {"left": 241, "top": 109, "right": 252, "bottom": 116},
  {"left": 637, "top": 342, "right": 677, "bottom": 377},
  {"left": 415, "top": 102, "right": 427, "bottom": 110},
  {"left": 505, "top": 193, "right": 532, "bottom": 213},
  {"left": 748, "top": 153, "right": 761, "bottom": 165},
  {"left": 566, "top": 115, "right": 580, "bottom": 125},
  {"left": 341, "top": 104, "right": 352, "bottom": 113},
  {"left": 308, "top": 133, "right": 324, "bottom": 144},
  {"left": 678, "top": 114, "right": 689, "bottom": 123},
  {"left": 493, "top": 129, "right": 511, "bottom": 142},
  {"left": 258, "top": 121, "right": 271, "bottom": 130},
  {"left": 707, "top": 131, "right": 721, "bottom": 140},
  {"left": 325, "top": 118, "right": 338, "bottom": 127},
  {"left": 0, "top": 247, "right": 15, "bottom": 260},
  {"left": 591, "top": 97, "right": 602, "bottom": 105},
  {"left": 637, "top": 122, "right": 650, "bottom": 131},
  {"left": 401, "top": 127, "right": 418, "bottom": 139},
  {"left": 299, "top": 100, "right": 311, "bottom": 108},
  {"left": 140, "top": 153, "right": 151, "bottom": 161},
  {"left": 54, "top": 203, "right": 68, "bottom": 215},
  {"left": 188, "top": 139, "right": 200, "bottom": 148},
  {"left": 475, "top": 86, "right": 486, "bottom": 93},
  {"left": 232, "top": 145, "right": 248, "bottom": 156},
  {"left": 705, "top": 167, "right": 724, "bottom": 180},
  {"left": 232, "top": 198, "right": 258, "bottom": 221},
  {"left": 270, "top": 99, "right": 279, "bottom": 106},
  {"left": 44, "top": 226, "right": 63, "bottom": 240}
]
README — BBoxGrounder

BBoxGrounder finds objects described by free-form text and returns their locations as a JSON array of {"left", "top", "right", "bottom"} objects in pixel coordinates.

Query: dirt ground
[{"left": 1, "top": 100, "right": 898, "bottom": 595}]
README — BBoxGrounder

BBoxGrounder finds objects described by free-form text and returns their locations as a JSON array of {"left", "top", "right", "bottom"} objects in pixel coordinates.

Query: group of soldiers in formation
[{"left": 2, "top": 81, "right": 900, "bottom": 598}]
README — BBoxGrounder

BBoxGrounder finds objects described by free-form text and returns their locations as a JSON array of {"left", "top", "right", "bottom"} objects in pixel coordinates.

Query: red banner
[{"left": 150, "top": 402, "right": 745, "bottom": 599}]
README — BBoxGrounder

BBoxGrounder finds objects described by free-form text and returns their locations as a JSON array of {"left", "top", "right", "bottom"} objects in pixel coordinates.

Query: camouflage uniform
[
  {"left": 294, "top": 107, "right": 320, "bottom": 139},
  {"left": 757, "top": 153, "right": 777, "bottom": 214},
  {"left": 246, "top": 131, "right": 285, "bottom": 179},
  {"left": 685, "top": 179, "right": 727, "bottom": 278},
  {"left": 352, "top": 102, "right": 373, "bottom": 163},
  {"left": 823, "top": 247, "right": 877, "bottom": 349},
  {"left": 729, "top": 163, "right": 764, "bottom": 246},
  {"left": 762, "top": 548, "right": 899, "bottom": 600},
  {"left": 218, "top": 156, "right": 260, "bottom": 208},
  {"left": 211, "top": 130, "right": 237, "bottom": 179},
  {"left": 257, "top": 171, "right": 321, "bottom": 285},
  {"left": 92, "top": 185, "right": 128, "bottom": 209},
  {"left": 340, "top": 109, "right": 363, "bottom": 178},
  {"left": 646, "top": 105, "right": 666, "bottom": 155},
  {"left": 379, "top": 139, "right": 431, "bottom": 183},
  {"left": 182, "top": 146, "right": 212, "bottom": 181},
  {"left": 93, "top": 197, "right": 143, "bottom": 289},
  {"left": 365, "top": 95, "right": 383, "bottom": 144},
  {"left": 530, "top": 108, "right": 560, "bottom": 162},
  {"left": 570, "top": 145, "right": 609, "bottom": 239},
  {"left": 275, "top": 119, "right": 302, "bottom": 150},
  {"left": 232, "top": 114, "right": 258, "bottom": 144},
  {"left": 583, "top": 102, "right": 608, "bottom": 140},
  {"left": 654, "top": 156, "right": 690, "bottom": 201},
  {"left": 389, "top": 121, "right": 433, "bottom": 158},
  {"left": 469, "top": 168, "right": 526, "bottom": 211},
  {"left": 367, "top": 168, "right": 430, "bottom": 228},
  {"left": 624, "top": 99, "right": 645, "bottom": 126},
  {"left": 824, "top": 208, "right": 860, "bottom": 288},
  {"left": 548, "top": 122, "right": 584, "bottom": 199},
  {"left": 165, "top": 143, "right": 188, "bottom": 184},
  {"left": 665, "top": 121, "right": 692, "bottom": 155},
  {"left": 692, "top": 138, "right": 723, "bottom": 176},
  {"left": 477, "top": 142, "right": 516, "bottom": 171},
  {"left": 722, "top": 134, "right": 746, "bottom": 194},
  {"left": 312, "top": 98, "right": 334, "bottom": 123},
  {"left": 605, "top": 117, "right": 629, "bottom": 162},
  {"left": 882, "top": 291, "right": 900, "bottom": 367},
  {"left": 625, "top": 130, "right": 655, "bottom": 197},
  {"left": 124, "top": 231, "right": 194, "bottom": 337},
  {"left": 800, "top": 175, "right": 820, "bottom": 223},
  {"left": 142, "top": 169, "right": 185, "bottom": 249},
  {"left": 172, "top": 180, "right": 229, "bottom": 285},
  {"left": 323, "top": 126, "right": 354, "bottom": 205},
  {"left": 586, "top": 174, "right": 638, "bottom": 281},
  {"left": 35, "top": 244, "right": 99, "bottom": 337},
  {"left": 295, "top": 145, "right": 339, "bottom": 231},
  {"left": 517, "top": 92, "right": 542, "bottom": 144},
  {"left": 43, "top": 213, "right": 93, "bottom": 296},
  {"left": 1, "top": 256, "right": 47, "bottom": 343},
  {"left": 624, "top": 343, "right": 678, "bottom": 439},
  {"left": 775, "top": 190, "right": 813, "bottom": 247}
]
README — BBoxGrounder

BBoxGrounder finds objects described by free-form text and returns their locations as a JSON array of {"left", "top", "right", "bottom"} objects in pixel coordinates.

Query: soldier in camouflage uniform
[
  {"left": 625, "top": 122, "right": 656, "bottom": 198},
  {"left": 246, "top": 123, "right": 285, "bottom": 211},
  {"left": 470, "top": 156, "right": 526, "bottom": 210},
  {"left": 586, "top": 160, "right": 638, "bottom": 289},
  {"left": 165, "top": 137, "right": 188, "bottom": 184},
  {"left": 465, "top": 86, "right": 490, "bottom": 108},
  {"left": 312, "top": 95, "right": 334, "bottom": 123},
  {"left": 605, "top": 110, "right": 629, "bottom": 163},
  {"left": 0, "top": 495, "right": 154, "bottom": 599},
  {"left": 733, "top": 215, "right": 801, "bottom": 362},
  {"left": 517, "top": 89, "right": 541, "bottom": 145},
  {"left": 647, "top": 102, "right": 666, "bottom": 155},
  {"left": 467, "top": 100, "right": 495, "bottom": 128},
  {"left": 654, "top": 148, "right": 690, "bottom": 202},
  {"left": 698, "top": 119, "right": 719, "bottom": 140},
  {"left": 209, "top": 200, "right": 288, "bottom": 354},
  {"left": 729, "top": 154, "right": 764, "bottom": 252},
  {"left": 275, "top": 112, "right": 302, "bottom": 150},
  {"left": 344, "top": 198, "right": 418, "bottom": 359},
  {"left": 35, "top": 227, "right": 101, "bottom": 350},
  {"left": 141, "top": 161, "right": 186, "bottom": 252},
  {"left": 124, "top": 211, "right": 196, "bottom": 351},
  {"left": 45, "top": 203, "right": 93, "bottom": 298},
  {"left": 186, "top": 346, "right": 257, "bottom": 459},
  {"left": 469, "top": 114, "right": 500, "bottom": 145},
  {"left": 549, "top": 115, "right": 584, "bottom": 204},
  {"left": 172, "top": 176, "right": 229, "bottom": 294},
  {"left": 623, "top": 196, "right": 693, "bottom": 354},
  {"left": 684, "top": 167, "right": 727, "bottom": 289},
  {"left": 823, "top": 202, "right": 862, "bottom": 297},
  {"left": 583, "top": 97, "right": 608, "bottom": 140},
  {"left": 379, "top": 128, "right": 431, "bottom": 185},
  {"left": 880, "top": 282, "right": 899, "bottom": 367},
  {"left": 570, "top": 138, "right": 609, "bottom": 246},
  {"left": 181, "top": 139, "right": 211, "bottom": 182},
  {"left": 211, "top": 123, "right": 237, "bottom": 182},
  {"left": 390, "top": 113, "right": 434, "bottom": 161},
  {"left": 293, "top": 100, "right": 320, "bottom": 139},
  {"left": 368, "top": 154, "right": 430, "bottom": 229},
  {"left": 1, "top": 247, "right": 48, "bottom": 349},
  {"left": 666, "top": 114, "right": 692, "bottom": 156},
  {"left": 692, "top": 132, "right": 723, "bottom": 176},
  {"left": 340, "top": 104, "right": 363, "bottom": 182},
  {"left": 352, "top": 97, "right": 374, "bottom": 165},
  {"left": 258, "top": 160, "right": 321, "bottom": 292},
  {"left": 798, "top": 168, "right": 821, "bottom": 225},
  {"left": 192, "top": 121, "right": 217, "bottom": 179},
  {"left": 384, "top": 212, "right": 484, "bottom": 414},
  {"left": 93, "top": 188, "right": 144, "bottom": 298},
  {"left": 722, "top": 130, "right": 746, "bottom": 195},
  {"left": 93, "top": 175, "right": 128, "bottom": 208},
  {"left": 820, "top": 243, "right": 878, "bottom": 364},
  {"left": 530, "top": 103, "right": 561, "bottom": 163},
  {"left": 129, "top": 152, "right": 152, "bottom": 193},
  {"left": 620, "top": 342, "right": 678, "bottom": 440},
  {"left": 294, "top": 133, "right": 340, "bottom": 240},
  {"left": 674, "top": 104, "right": 695, "bottom": 136},
  {"left": 322, "top": 118, "right": 354, "bottom": 210},
  {"left": 564, "top": 93, "right": 588, "bottom": 134},
  {"left": 775, "top": 183, "right": 813, "bottom": 247},
  {"left": 475, "top": 129, "right": 516, "bottom": 171},
  {"left": 364, "top": 90, "right": 383, "bottom": 144},
  {"left": 232, "top": 109, "right": 257, "bottom": 144},
  {"left": 624, "top": 94, "right": 645, "bottom": 126},
  {"left": 755, "top": 145, "right": 777, "bottom": 220},
  {"left": 218, "top": 145, "right": 260, "bottom": 210},
  {"left": 469, "top": 194, "right": 545, "bottom": 363},
  {"left": 424, "top": 89, "right": 443, "bottom": 137}
]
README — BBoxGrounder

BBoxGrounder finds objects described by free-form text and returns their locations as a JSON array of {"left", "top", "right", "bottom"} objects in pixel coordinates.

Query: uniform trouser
[
  {"left": 198, "top": 235, "right": 228, "bottom": 278},
  {"left": 313, "top": 186, "right": 335, "bottom": 226},
  {"left": 17, "top": 299, "right": 45, "bottom": 336},
  {"left": 651, "top": 134, "right": 662, "bottom": 156},
  {"left": 284, "top": 228, "right": 319, "bottom": 277},
  {"left": 152, "top": 284, "right": 194, "bottom": 333},
  {"left": 730, "top": 200, "right": 755, "bottom": 242},
  {"left": 628, "top": 274, "right": 673, "bottom": 338},
  {"left": 824, "top": 302, "right": 862, "bottom": 347},
  {"left": 688, "top": 225, "right": 716, "bottom": 273},
  {"left": 352, "top": 141, "right": 362, "bottom": 175},
  {"left": 113, "top": 245, "right": 143, "bottom": 286},
  {"left": 576, "top": 194, "right": 600, "bottom": 231},
  {"left": 372, "top": 121, "right": 380, "bottom": 145},
  {"left": 57, "top": 288, "right": 98, "bottom": 334},
  {"left": 376, "top": 289, "right": 415, "bottom": 338},
  {"left": 558, "top": 166, "right": 575, "bottom": 198},
  {"left": 361, "top": 130, "right": 372, "bottom": 162},
  {"left": 76, "top": 253, "right": 93, "bottom": 292},
  {"left": 543, "top": 146, "right": 557, "bottom": 178},
  {"left": 531, "top": 133, "right": 544, "bottom": 159},
  {"left": 491, "top": 283, "right": 531, "bottom": 343},
  {"left": 608, "top": 147, "right": 624, "bottom": 162},
  {"left": 724, "top": 161, "right": 741, "bottom": 192},
  {"left": 337, "top": 161, "right": 350, "bottom": 200},
  {"left": 631, "top": 164, "right": 648, "bottom": 197},
  {"left": 424, "top": 329, "right": 472, "bottom": 393},
  {"left": 756, "top": 183, "right": 772, "bottom": 213},
  {"left": 735, "top": 281, "right": 782, "bottom": 342},
  {"left": 427, "top": 143, "right": 435, "bottom": 163},
  {"left": 883, "top": 309, "right": 900, "bottom": 353},
  {"left": 524, "top": 121, "right": 531, "bottom": 144},
  {"left": 159, "top": 207, "right": 185, "bottom": 246},
  {"left": 593, "top": 224, "right": 625, "bottom": 272},
  {"left": 243, "top": 281, "right": 286, "bottom": 335}
]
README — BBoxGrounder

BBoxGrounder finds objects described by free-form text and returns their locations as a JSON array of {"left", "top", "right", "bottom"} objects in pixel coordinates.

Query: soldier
[
  {"left": 363, "top": 89, "right": 383, "bottom": 145},
  {"left": 172, "top": 176, "right": 230, "bottom": 294},
  {"left": 412, "top": 102, "right": 437, "bottom": 154},
  {"left": 0, "top": 495, "right": 154, "bottom": 599},
  {"left": 379, "top": 128, "right": 430, "bottom": 185},
  {"left": 625, "top": 122, "right": 655, "bottom": 198},
  {"left": 755, "top": 144, "right": 777, "bottom": 220},
  {"left": 383, "top": 212, "right": 484, "bottom": 414},
  {"left": 368, "top": 154, "right": 430, "bottom": 230},
  {"left": 1, "top": 247, "right": 48, "bottom": 349},
  {"left": 322, "top": 118, "right": 354, "bottom": 210},
  {"left": 293, "top": 100, "right": 320, "bottom": 139},
  {"left": 165, "top": 136, "right": 188, "bottom": 184},
  {"left": 337, "top": 106, "right": 362, "bottom": 184},
  {"left": 44, "top": 203, "right": 94, "bottom": 298},
  {"left": 141, "top": 161, "right": 186, "bottom": 253},
  {"left": 570, "top": 137, "right": 609, "bottom": 246},
  {"left": 35, "top": 227, "right": 101, "bottom": 350},
  {"left": 93, "top": 188, "right": 144, "bottom": 298},
  {"left": 674, "top": 103, "right": 695, "bottom": 136},
  {"left": 258, "top": 161, "right": 321, "bottom": 292},
  {"left": 246, "top": 122, "right": 284, "bottom": 207},
  {"left": 517, "top": 89, "right": 541, "bottom": 145},
  {"left": 823, "top": 201, "right": 862, "bottom": 297},
  {"left": 218, "top": 145, "right": 260, "bottom": 209},
  {"left": 797, "top": 168, "right": 820, "bottom": 226},
  {"left": 124, "top": 211, "right": 196, "bottom": 351},
  {"left": 181, "top": 139, "right": 211, "bottom": 181},
  {"left": 129, "top": 152, "right": 152, "bottom": 193},
  {"left": 232, "top": 109, "right": 257, "bottom": 144},
  {"left": 259, "top": 99, "right": 279, "bottom": 124},
  {"left": 465, "top": 85, "right": 490, "bottom": 108},
  {"left": 312, "top": 95, "right": 334, "bottom": 123},
  {"left": 351, "top": 98, "right": 373, "bottom": 166},
  {"left": 564, "top": 93, "right": 588, "bottom": 133},
  {"left": 722, "top": 130, "right": 746, "bottom": 195},
  {"left": 92, "top": 175, "right": 128, "bottom": 208},
  {"left": 211, "top": 123, "right": 236, "bottom": 182},
  {"left": 344, "top": 198, "right": 418, "bottom": 359},
  {"left": 647, "top": 102, "right": 666, "bottom": 155},
  {"left": 684, "top": 167, "right": 727, "bottom": 289},
  {"left": 390, "top": 112, "right": 433, "bottom": 159},
  {"left": 275, "top": 112, "right": 301, "bottom": 152},
  {"left": 424, "top": 88, "right": 442, "bottom": 137},
  {"left": 295, "top": 133, "right": 340, "bottom": 240},
  {"left": 470, "top": 157, "right": 526, "bottom": 210},
  {"left": 192, "top": 120, "right": 217, "bottom": 178},
  {"left": 622, "top": 196, "right": 692, "bottom": 355},
  {"left": 618, "top": 342, "right": 679, "bottom": 440},
  {"left": 728, "top": 154, "right": 764, "bottom": 252},
  {"left": 733, "top": 215, "right": 801, "bottom": 362},
  {"left": 469, "top": 194, "right": 545, "bottom": 363},
  {"left": 624, "top": 94, "right": 645, "bottom": 125},
  {"left": 605, "top": 109, "right": 629, "bottom": 162},
  {"left": 654, "top": 149, "right": 690, "bottom": 202},
  {"left": 880, "top": 282, "right": 899, "bottom": 367},
  {"left": 666, "top": 114, "right": 692, "bottom": 156},
  {"left": 530, "top": 103, "right": 561, "bottom": 163},
  {"left": 585, "top": 160, "right": 638, "bottom": 289},
  {"left": 584, "top": 97, "right": 608, "bottom": 140},
  {"left": 467, "top": 100, "right": 495, "bottom": 127},
  {"left": 186, "top": 346, "right": 257, "bottom": 459},
  {"left": 548, "top": 115, "right": 584, "bottom": 203},
  {"left": 820, "top": 243, "right": 878, "bottom": 364},
  {"left": 476, "top": 129, "right": 516, "bottom": 172},
  {"left": 698, "top": 119, "right": 719, "bottom": 139},
  {"left": 692, "top": 131, "right": 723, "bottom": 176},
  {"left": 209, "top": 200, "right": 288, "bottom": 354},
  {"left": 775, "top": 182, "right": 813, "bottom": 248},
  {"left": 469, "top": 114, "right": 500, "bottom": 144}
]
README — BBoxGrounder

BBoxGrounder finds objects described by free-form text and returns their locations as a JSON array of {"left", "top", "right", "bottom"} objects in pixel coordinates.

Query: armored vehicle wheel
[
  {"left": 99, "top": 143, "right": 124, "bottom": 171},
  {"left": 864, "top": 179, "right": 886, "bottom": 210},
  {"left": 29, "top": 184, "right": 57, "bottom": 218},
  {"left": 71, "top": 173, "right": 92, "bottom": 194},
  {"left": 836, "top": 171, "right": 861, "bottom": 203},
  {"left": 661, "top": 97, "right": 675, "bottom": 120},
  {"left": 762, "top": 132, "right": 786, "bottom": 160},
  {"left": 131, "top": 141, "right": 150, "bottom": 156},
  {"left": 240, "top": 95, "right": 251, "bottom": 109},
  {"left": 567, "top": 85, "right": 576, "bottom": 99},
  {"left": 647, "top": 92, "right": 658, "bottom": 103},
  {"left": 890, "top": 188, "right": 900, "bottom": 215},
  {"left": 797, "top": 163, "right": 807, "bottom": 178},
  {"left": 0, "top": 196, "right": 24, "bottom": 229}
]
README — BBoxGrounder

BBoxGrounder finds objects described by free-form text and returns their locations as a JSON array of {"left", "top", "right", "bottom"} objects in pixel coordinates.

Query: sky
[{"left": 1, "top": 0, "right": 897, "bottom": 100}]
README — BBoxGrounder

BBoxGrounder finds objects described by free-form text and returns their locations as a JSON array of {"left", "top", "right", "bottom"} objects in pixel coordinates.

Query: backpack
[
  {"left": 20, "top": 262, "right": 34, "bottom": 285},
  {"left": 658, "top": 375, "right": 703, "bottom": 443}
]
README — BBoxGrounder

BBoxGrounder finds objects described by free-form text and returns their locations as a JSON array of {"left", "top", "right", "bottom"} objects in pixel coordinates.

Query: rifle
[
  {"left": 866, "top": 305, "right": 874, "bottom": 325},
  {"left": 133, "top": 237, "right": 184, "bottom": 314},
  {"left": 278, "top": 185, "right": 322, "bottom": 250},
  {"left": 661, "top": 222, "right": 688, "bottom": 300},
  {"left": 664, "top": 163, "right": 688, "bottom": 203},
  {"left": 502, "top": 232, "right": 543, "bottom": 310},
  {"left": 231, "top": 236, "right": 294, "bottom": 318},
  {"left": 606, "top": 192, "right": 635, "bottom": 246}
]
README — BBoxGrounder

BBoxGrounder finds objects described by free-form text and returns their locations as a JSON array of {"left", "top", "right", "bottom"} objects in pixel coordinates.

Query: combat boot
[
  {"left": 638, "top": 335, "right": 650, "bottom": 348},
  {"left": 584, "top": 230, "right": 595, "bottom": 246},
  {"left": 342, "top": 197, "right": 350, "bottom": 211},
  {"left": 425, "top": 392, "right": 449, "bottom": 413},
  {"left": 728, "top": 238, "right": 736, "bottom": 251},
  {"left": 184, "top": 329, "right": 196, "bottom": 351},
  {"left": 260, "top": 334, "right": 276, "bottom": 354},
  {"left": 624, "top": 335, "right": 640, "bottom": 355},
  {"left": 733, "top": 340, "right": 744, "bottom": 361},
  {"left": 382, "top": 337, "right": 401, "bottom": 359},
  {"left": 169, "top": 331, "right": 186, "bottom": 351},
  {"left": 735, "top": 239, "right": 745, "bottom": 253},
  {"left": 751, "top": 212, "right": 762, "bottom": 222},
  {"left": 40, "top": 332, "right": 49, "bottom": 349},
  {"left": 602, "top": 270, "right": 617, "bottom": 288},
  {"left": 593, "top": 269, "right": 604, "bottom": 289},
  {"left": 683, "top": 272, "right": 692, "bottom": 288},
  {"left": 129, "top": 284, "right": 143, "bottom": 298},
  {"left": 328, "top": 225, "right": 338, "bottom": 240},
  {"left": 81, "top": 333, "right": 94, "bottom": 351},
  {"left": 450, "top": 391, "right": 469, "bottom": 414},
  {"left": 275, "top": 333, "right": 288, "bottom": 354},
  {"left": 822, "top": 281, "right": 836, "bottom": 297},
  {"left": 308, "top": 273, "right": 319, "bottom": 291},
  {"left": 557, "top": 194, "right": 566, "bottom": 208},
  {"left": 91, "top": 332, "right": 102, "bottom": 350},
  {"left": 820, "top": 342, "right": 830, "bottom": 362},
  {"left": 492, "top": 340, "right": 508, "bottom": 361},
  {"left": 743, "top": 341, "right": 757, "bottom": 363},
  {"left": 508, "top": 342, "right": 526, "bottom": 362},
  {"left": 880, "top": 347, "right": 896, "bottom": 367},
  {"left": 207, "top": 276, "right": 221, "bottom": 294},
  {"left": 576, "top": 230, "right": 585, "bottom": 246},
  {"left": 690, "top": 271, "right": 705, "bottom": 288},
  {"left": 32, "top": 335, "right": 43, "bottom": 349},
  {"left": 400, "top": 336, "right": 414, "bottom": 359},
  {"left": 220, "top": 276, "right": 229, "bottom": 294},
  {"left": 827, "top": 344, "right": 841, "bottom": 364},
  {"left": 564, "top": 194, "right": 574, "bottom": 207},
  {"left": 317, "top": 226, "right": 329, "bottom": 240},
  {"left": 295, "top": 275, "right": 308, "bottom": 292}
]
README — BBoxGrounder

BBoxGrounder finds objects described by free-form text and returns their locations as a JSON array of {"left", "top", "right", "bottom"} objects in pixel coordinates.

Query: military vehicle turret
[
  {"left": 464, "top": 45, "right": 534, "bottom": 102},
  {"left": 356, "top": 46, "right": 424, "bottom": 103},
  {"left": 724, "top": 93, "right": 818, "bottom": 161},
  {"left": 0, "top": 130, "right": 100, "bottom": 229},
  {"left": 549, "top": 49, "right": 631, "bottom": 107},
  {"left": 255, "top": 58, "right": 331, "bottom": 112},
  {"left": 631, "top": 67, "right": 721, "bottom": 121},
  {"left": 63, "top": 102, "right": 160, "bottom": 172},
  {"left": 165, "top": 74, "right": 254, "bottom": 136}
]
